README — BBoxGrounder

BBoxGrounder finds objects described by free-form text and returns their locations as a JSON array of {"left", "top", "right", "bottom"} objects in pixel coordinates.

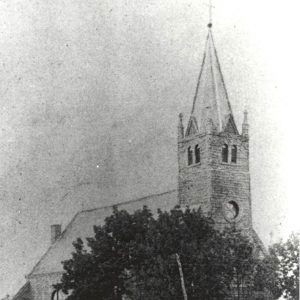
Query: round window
[{"left": 224, "top": 201, "right": 239, "bottom": 221}]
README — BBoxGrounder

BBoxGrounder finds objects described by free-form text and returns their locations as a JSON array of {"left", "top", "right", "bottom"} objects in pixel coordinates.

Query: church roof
[
  {"left": 189, "top": 26, "right": 236, "bottom": 134},
  {"left": 12, "top": 281, "right": 32, "bottom": 300},
  {"left": 28, "top": 190, "right": 178, "bottom": 276}
]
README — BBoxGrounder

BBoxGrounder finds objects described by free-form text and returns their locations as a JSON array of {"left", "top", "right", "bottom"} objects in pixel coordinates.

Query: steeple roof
[{"left": 189, "top": 26, "right": 237, "bottom": 135}]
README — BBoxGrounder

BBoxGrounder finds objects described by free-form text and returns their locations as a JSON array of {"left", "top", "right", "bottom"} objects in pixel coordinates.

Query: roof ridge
[{"left": 78, "top": 189, "right": 177, "bottom": 214}]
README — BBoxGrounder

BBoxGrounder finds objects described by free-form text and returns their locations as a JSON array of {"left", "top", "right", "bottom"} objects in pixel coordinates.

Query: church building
[{"left": 13, "top": 20, "right": 265, "bottom": 300}]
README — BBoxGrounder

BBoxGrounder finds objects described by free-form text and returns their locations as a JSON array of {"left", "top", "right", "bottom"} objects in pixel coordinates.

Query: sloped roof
[
  {"left": 251, "top": 228, "right": 267, "bottom": 256},
  {"left": 12, "top": 281, "right": 32, "bottom": 300},
  {"left": 190, "top": 27, "right": 236, "bottom": 134},
  {"left": 28, "top": 190, "right": 178, "bottom": 276}
]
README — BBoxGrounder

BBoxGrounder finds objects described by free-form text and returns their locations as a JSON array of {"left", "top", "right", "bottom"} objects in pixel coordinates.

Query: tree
[
  {"left": 55, "top": 206, "right": 272, "bottom": 299},
  {"left": 259, "top": 234, "right": 299, "bottom": 299},
  {"left": 126, "top": 207, "right": 233, "bottom": 299},
  {"left": 54, "top": 208, "right": 143, "bottom": 300},
  {"left": 221, "top": 227, "right": 263, "bottom": 299}
]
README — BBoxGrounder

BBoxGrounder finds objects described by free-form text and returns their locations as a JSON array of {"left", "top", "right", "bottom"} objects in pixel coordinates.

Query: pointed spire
[
  {"left": 190, "top": 26, "right": 237, "bottom": 134},
  {"left": 242, "top": 110, "right": 249, "bottom": 138},
  {"left": 178, "top": 113, "right": 184, "bottom": 140}
]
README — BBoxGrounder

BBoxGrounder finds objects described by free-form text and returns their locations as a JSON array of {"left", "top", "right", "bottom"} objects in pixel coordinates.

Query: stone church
[{"left": 13, "top": 22, "right": 265, "bottom": 300}]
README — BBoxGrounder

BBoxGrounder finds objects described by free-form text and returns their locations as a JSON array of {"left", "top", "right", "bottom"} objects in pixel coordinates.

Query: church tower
[{"left": 177, "top": 23, "right": 252, "bottom": 231}]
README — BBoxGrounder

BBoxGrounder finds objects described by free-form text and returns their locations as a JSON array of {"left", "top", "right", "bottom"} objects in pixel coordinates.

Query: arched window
[
  {"left": 51, "top": 289, "right": 59, "bottom": 300},
  {"left": 231, "top": 145, "right": 237, "bottom": 163},
  {"left": 222, "top": 144, "right": 228, "bottom": 163},
  {"left": 195, "top": 144, "right": 200, "bottom": 164},
  {"left": 188, "top": 146, "right": 193, "bottom": 166},
  {"left": 51, "top": 288, "right": 66, "bottom": 300}
]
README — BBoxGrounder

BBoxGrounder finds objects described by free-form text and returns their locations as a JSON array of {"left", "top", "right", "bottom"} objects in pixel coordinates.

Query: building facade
[{"left": 14, "top": 23, "right": 265, "bottom": 300}]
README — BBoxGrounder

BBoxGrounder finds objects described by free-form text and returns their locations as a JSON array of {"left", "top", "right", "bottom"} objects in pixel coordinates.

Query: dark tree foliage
[
  {"left": 54, "top": 206, "right": 271, "bottom": 300},
  {"left": 257, "top": 234, "right": 299, "bottom": 299},
  {"left": 221, "top": 227, "right": 262, "bottom": 299},
  {"left": 127, "top": 207, "right": 233, "bottom": 299}
]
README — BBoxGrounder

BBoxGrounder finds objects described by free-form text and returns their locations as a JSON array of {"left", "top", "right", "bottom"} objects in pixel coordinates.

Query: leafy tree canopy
[
  {"left": 258, "top": 234, "right": 299, "bottom": 299},
  {"left": 54, "top": 206, "right": 271, "bottom": 300}
]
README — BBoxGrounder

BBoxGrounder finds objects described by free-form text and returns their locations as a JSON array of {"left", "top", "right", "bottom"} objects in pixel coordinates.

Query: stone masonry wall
[
  {"left": 178, "top": 131, "right": 252, "bottom": 231},
  {"left": 209, "top": 133, "right": 252, "bottom": 231},
  {"left": 178, "top": 134, "right": 211, "bottom": 212}
]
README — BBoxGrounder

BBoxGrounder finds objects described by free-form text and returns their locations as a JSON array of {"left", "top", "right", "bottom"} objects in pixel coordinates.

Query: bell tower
[{"left": 177, "top": 23, "right": 252, "bottom": 231}]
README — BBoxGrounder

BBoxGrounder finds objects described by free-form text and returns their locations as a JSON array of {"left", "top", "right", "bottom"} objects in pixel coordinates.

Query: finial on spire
[
  {"left": 243, "top": 110, "right": 248, "bottom": 123},
  {"left": 242, "top": 110, "right": 249, "bottom": 138},
  {"left": 178, "top": 113, "right": 184, "bottom": 140},
  {"left": 179, "top": 113, "right": 183, "bottom": 121},
  {"left": 207, "top": 0, "right": 214, "bottom": 28}
]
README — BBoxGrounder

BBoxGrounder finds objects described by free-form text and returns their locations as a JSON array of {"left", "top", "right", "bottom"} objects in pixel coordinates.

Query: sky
[{"left": 0, "top": 0, "right": 299, "bottom": 297}]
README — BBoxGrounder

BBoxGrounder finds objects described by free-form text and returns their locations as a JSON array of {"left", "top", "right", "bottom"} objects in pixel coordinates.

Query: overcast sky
[{"left": 0, "top": 0, "right": 299, "bottom": 297}]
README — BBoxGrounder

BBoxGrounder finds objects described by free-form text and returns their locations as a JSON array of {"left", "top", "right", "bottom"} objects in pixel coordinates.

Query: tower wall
[
  {"left": 178, "top": 134, "right": 212, "bottom": 214},
  {"left": 178, "top": 130, "right": 252, "bottom": 231}
]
